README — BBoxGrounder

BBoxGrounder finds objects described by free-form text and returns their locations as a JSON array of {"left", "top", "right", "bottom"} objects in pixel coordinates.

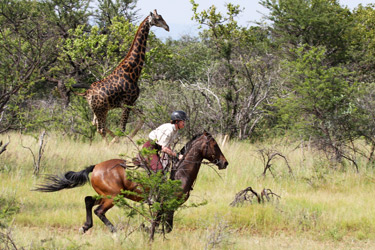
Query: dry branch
[
  {"left": 257, "top": 148, "right": 293, "bottom": 178},
  {"left": 230, "top": 187, "right": 280, "bottom": 207},
  {"left": 0, "top": 140, "right": 10, "bottom": 155},
  {"left": 21, "top": 130, "right": 47, "bottom": 175}
]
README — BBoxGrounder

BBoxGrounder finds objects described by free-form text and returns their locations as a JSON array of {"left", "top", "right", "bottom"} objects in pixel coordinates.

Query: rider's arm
[{"left": 161, "top": 146, "right": 183, "bottom": 160}]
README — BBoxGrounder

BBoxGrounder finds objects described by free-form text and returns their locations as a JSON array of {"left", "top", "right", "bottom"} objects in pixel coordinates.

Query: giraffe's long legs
[
  {"left": 121, "top": 107, "right": 131, "bottom": 132},
  {"left": 93, "top": 109, "right": 116, "bottom": 139}
]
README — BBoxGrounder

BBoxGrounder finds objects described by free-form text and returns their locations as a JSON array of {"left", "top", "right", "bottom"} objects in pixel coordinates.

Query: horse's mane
[{"left": 179, "top": 132, "right": 204, "bottom": 155}]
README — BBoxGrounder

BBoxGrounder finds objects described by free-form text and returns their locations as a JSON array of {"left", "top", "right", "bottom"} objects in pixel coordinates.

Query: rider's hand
[{"left": 178, "top": 154, "right": 183, "bottom": 160}]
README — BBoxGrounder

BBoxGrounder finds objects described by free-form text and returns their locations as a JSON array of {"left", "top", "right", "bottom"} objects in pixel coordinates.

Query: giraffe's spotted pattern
[{"left": 78, "top": 10, "right": 169, "bottom": 138}]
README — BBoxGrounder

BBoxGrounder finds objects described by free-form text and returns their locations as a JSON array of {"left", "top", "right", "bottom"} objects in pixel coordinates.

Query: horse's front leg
[
  {"left": 153, "top": 210, "right": 174, "bottom": 233},
  {"left": 165, "top": 210, "right": 174, "bottom": 233}
]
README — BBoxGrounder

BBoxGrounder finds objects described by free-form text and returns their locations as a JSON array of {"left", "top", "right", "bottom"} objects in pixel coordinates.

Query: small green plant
[
  {"left": 113, "top": 170, "right": 185, "bottom": 241},
  {"left": 0, "top": 195, "right": 20, "bottom": 229}
]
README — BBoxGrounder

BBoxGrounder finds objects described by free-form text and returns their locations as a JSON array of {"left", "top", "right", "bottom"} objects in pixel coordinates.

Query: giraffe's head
[{"left": 148, "top": 9, "right": 169, "bottom": 32}]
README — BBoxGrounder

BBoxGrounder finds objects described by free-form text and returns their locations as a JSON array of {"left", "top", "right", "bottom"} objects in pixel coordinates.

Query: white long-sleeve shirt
[{"left": 148, "top": 123, "right": 178, "bottom": 148}]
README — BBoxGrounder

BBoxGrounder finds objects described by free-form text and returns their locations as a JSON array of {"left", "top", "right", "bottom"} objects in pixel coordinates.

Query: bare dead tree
[
  {"left": 234, "top": 55, "right": 279, "bottom": 140},
  {"left": 180, "top": 79, "right": 224, "bottom": 133},
  {"left": 229, "top": 187, "right": 280, "bottom": 207},
  {"left": 257, "top": 148, "right": 293, "bottom": 178},
  {"left": 21, "top": 131, "right": 47, "bottom": 175}
]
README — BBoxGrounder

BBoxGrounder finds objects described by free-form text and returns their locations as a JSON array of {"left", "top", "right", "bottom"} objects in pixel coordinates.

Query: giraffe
[{"left": 74, "top": 10, "right": 169, "bottom": 139}]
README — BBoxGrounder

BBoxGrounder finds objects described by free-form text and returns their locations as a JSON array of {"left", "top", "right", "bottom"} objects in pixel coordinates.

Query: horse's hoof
[{"left": 79, "top": 227, "right": 85, "bottom": 234}]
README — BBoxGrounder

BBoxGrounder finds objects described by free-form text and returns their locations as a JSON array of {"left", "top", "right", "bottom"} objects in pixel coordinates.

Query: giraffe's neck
[{"left": 116, "top": 17, "right": 151, "bottom": 77}]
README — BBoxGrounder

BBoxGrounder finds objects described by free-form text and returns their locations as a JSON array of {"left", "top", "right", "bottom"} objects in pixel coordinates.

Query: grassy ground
[{"left": 1, "top": 132, "right": 375, "bottom": 249}]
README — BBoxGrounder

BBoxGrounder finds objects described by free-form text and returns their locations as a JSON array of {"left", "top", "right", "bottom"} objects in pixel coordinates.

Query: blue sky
[{"left": 136, "top": 0, "right": 374, "bottom": 40}]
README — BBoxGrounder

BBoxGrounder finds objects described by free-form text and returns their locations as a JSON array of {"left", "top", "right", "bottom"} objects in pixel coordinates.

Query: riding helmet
[{"left": 171, "top": 110, "right": 188, "bottom": 121}]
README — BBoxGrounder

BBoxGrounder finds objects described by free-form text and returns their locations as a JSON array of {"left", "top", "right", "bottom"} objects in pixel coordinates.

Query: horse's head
[{"left": 201, "top": 131, "right": 229, "bottom": 170}]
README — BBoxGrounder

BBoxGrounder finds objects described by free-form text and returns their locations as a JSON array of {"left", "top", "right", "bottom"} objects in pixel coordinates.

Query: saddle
[{"left": 131, "top": 154, "right": 178, "bottom": 173}]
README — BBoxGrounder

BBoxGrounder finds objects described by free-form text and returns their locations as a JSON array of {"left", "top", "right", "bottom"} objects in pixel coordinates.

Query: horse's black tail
[{"left": 33, "top": 165, "right": 95, "bottom": 192}]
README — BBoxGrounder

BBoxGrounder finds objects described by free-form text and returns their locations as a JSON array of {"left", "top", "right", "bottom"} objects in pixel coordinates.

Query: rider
[{"left": 141, "top": 110, "right": 188, "bottom": 172}]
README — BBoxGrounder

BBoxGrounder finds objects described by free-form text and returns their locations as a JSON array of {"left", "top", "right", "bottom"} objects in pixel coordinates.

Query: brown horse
[{"left": 35, "top": 131, "right": 228, "bottom": 233}]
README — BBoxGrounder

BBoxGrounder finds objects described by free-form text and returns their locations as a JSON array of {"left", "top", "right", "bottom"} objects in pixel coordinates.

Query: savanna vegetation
[
  {"left": 2, "top": 133, "right": 375, "bottom": 249},
  {"left": 1, "top": 0, "right": 375, "bottom": 249}
]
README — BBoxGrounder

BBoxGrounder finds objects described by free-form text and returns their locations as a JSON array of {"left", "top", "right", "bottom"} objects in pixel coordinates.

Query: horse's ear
[{"left": 203, "top": 130, "right": 211, "bottom": 137}]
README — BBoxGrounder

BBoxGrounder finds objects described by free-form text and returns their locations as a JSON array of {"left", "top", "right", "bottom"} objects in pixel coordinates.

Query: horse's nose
[{"left": 220, "top": 160, "right": 228, "bottom": 169}]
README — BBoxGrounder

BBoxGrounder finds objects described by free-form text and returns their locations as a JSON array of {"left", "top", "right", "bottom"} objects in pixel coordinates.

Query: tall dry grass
[{"left": 1, "top": 132, "right": 375, "bottom": 249}]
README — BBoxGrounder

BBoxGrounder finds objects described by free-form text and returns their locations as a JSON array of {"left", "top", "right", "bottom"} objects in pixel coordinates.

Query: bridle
[{"left": 203, "top": 135, "right": 221, "bottom": 166}]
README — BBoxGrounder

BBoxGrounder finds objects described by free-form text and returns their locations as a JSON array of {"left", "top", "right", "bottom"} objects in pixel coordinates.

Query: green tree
[
  {"left": 95, "top": 0, "right": 139, "bottom": 28},
  {"left": 260, "top": 0, "right": 353, "bottom": 65},
  {"left": 0, "top": 0, "right": 62, "bottom": 132},
  {"left": 347, "top": 4, "right": 375, "bottom": 82},
  {"left": 113, "top": 170, "right": 185, "bottom": 241},
  {"left": 276, "top": 46, "right": 360, "bottom": 169},
  {"left": 190, "top": 0, "right": 277, "bottom": 139},
  {"left": 0, "top": 0, "right": 146, "bottom": 135}
]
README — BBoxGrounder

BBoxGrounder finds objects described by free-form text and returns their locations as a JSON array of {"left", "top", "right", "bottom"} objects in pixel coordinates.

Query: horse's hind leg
[
  {"left": 94, "top": 198, "right": 116, "bottom": 232},
  {"left": 80, "top": 196, "right": 99, "bottom": 233}
]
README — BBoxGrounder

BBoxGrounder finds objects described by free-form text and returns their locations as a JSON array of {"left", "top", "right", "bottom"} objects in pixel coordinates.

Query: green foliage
[
  {"left": 274, "top": 45, "right": 362, "bottom": 165},
  {"left": 58, "top": 16, "right": 135, "bottom": 85},
  {"left": 0, "top": 195, "right": 20, "bottom": 228},
  {"left": 95, "top": 0, "right": 138, "bottom": 27},
  {"left": 0, "top": 0, "right": 140, "bottom": 134},
  {"left": 351, "top": 82, "right": 375, "bottom": 163},
  {"left": 348, "top": 4, "right": 375, "bottom": 82},
  {"left": 66, "top": 97, "right": 97, "bottom": 142},
  {"left": 138, "top": 141, "right": 157, "bottom": 159},
  {"left": 189, "top": 1, "right": 276, "bottom": 138},
  {"left": 149, "top": 37, "right": 211, "bottom": 82},
  {"left": 260, "top": 0, "right": 353, "bottom": 64},
  {"left": 0, "top": 0, "right": 60, "bottom": 132},
  {"left": 0, "top": 0, "right": 375, "bottom": 161},
  {"left": 288, "top": 47, "right": 352, "bottom": 111},
  {"left": 115, "top": 170, "right": 184, "bottom": 213},
  {"left": 3, "top": 132, "right": 375, "bottom": 246},
  {"left": 113, "top": 170, "right": 185, "bottom": 239}
]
